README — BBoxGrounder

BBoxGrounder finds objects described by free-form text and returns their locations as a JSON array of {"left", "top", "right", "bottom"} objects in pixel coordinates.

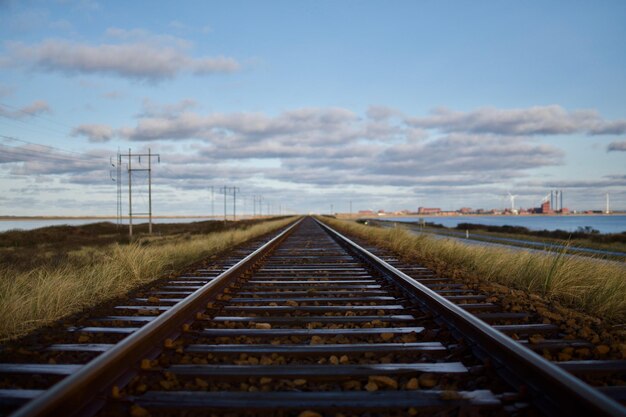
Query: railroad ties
[{"left": 1, "top": 217, "right": 625, "bottom": 417}]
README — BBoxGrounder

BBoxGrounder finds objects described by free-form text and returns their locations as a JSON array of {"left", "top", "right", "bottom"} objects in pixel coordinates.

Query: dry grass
[
  {"left": 0, "top": 217, "right": 295, "bottom": 340},
  {"left": 322, "top": 217, "right": 626, "bottom": 323}
]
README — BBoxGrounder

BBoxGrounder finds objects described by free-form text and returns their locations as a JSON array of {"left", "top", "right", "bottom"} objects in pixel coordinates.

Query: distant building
[
  {"left": 358, "top": 210, "right": 374, "bottom": 215},
  {"left": 530, "top": 200, "right": 554, "bottom": 214},
  {"left": 418, "top": 207, "right": 441, "bottom": 215},
  {"left": 459, "top": 207, "right": 472, "bottom": 214}
]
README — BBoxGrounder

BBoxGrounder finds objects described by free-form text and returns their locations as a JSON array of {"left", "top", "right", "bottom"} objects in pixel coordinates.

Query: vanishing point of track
[{"left": 1, "top": 217, "right": 625, "bottom": 417}]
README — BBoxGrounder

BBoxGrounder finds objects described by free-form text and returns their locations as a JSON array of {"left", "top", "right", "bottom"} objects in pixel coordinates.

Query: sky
[{"left": 1, "top": 0, "right": 625, "bottom": 216}]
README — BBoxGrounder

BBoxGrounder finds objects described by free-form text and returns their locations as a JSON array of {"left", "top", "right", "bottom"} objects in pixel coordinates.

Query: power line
[
  {"left": 0, "top": 145, "right": 95, "bottom": 164},
  {"left": 0, "top": 116, "right": 75, "bottom": 142},
  {"left": 0, "top": 134, "right": 103, "bottom": 161},
  {"left": 0, "top": 101, "right": 78, "bottom": 134}
]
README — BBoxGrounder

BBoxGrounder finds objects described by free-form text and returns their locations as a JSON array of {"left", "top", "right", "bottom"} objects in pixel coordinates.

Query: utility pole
[
  {"left": 221, "top": 186, "right": 228, "bottom": 222},
  {"left": 148, "top": 148, "right": 153, "bottom": 233},
  {"left": 109, "top": 151, "right": 122, "bottom": 229},
  {"left": 120, "top": 148, "right": 161, "bottom": 238},
  {"left": 209, "top": 186, "right": 215, "bottom": 219},
  {"left": 128, "top": 148, "right": 132, "bottom": 237},
  {"left": 220, "top": 186, "right": 239, "bottom": 222},
  {"left": 233, "top": 187, "right": 240, "bottom": 221},
  {"left": 117, "top": 151, "right": 122, "bottom": 228},
  {"left": 253, "top": 195, "right": 264, "bottom": 217}
]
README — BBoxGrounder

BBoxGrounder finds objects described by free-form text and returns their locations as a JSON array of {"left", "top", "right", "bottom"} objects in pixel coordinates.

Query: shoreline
[
  {"left": 1, "top": 212, "right": 624, "bottom": 221},
  {"left": 341, "top": 213, "right": 625, "bottom": 219}
]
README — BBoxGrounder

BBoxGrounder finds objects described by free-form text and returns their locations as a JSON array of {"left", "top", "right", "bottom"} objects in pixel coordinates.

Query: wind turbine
[{"left": 507, "top": 192, "right": 518, "bottom": 213}]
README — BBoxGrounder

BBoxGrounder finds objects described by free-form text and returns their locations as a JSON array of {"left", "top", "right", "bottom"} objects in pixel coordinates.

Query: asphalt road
[{"left": 372, "top": 220, "right": 626, "bottom": 261}]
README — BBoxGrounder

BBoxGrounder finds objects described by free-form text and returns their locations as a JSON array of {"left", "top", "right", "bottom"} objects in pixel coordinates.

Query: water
[
  {"left": 0, "top": 217, "right": 221, "bottom": 232},
  {"left": 381, "top": 215, "right": 626, "bottom": 234}
]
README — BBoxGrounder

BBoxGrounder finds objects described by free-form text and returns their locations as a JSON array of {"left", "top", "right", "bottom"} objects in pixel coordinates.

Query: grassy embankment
[
  {"left": 321, "top": 217, "right": 626, "bottom": 323},
  {"left": 372, "top": 220, "right": 626, "bottom": 256},
  {"left": 451, "top": 222, "right": 626, "bottom": 254},
  {"left": 0, "top": 217, "right": 296, "bottom": 341}
]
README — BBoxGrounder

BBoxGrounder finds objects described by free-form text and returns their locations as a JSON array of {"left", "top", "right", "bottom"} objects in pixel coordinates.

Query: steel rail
[
  {"left": 315, "top": 218, "right": 626, "bottom": 417},
  {"left": 11, "top": 218, "right": 303, "bottom": 417}
]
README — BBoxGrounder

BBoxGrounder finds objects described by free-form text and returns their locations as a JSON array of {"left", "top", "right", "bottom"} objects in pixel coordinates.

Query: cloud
[
  {"left": 104, "top": 27, "right": 191, "bottom": 49},
  {"left": 366, "top": 105, "right": 400, "bottom": 121},
  {"left": 607, "top": 141, "right": 626, "bottom": 152},
  {"left": 4, "top": 38, "right": 239, "bottom": 82},
  {"left": 138, "top": 98, "right": 198, "bottom": 117},
  {"left": 0, "top": 100, "right": 51, "bottom": 119},
  {"left": 103, "top": 91, "right": 124, "bottom": 100},
  {"left": 71, "top": 124, "right": 114, "bottom": 143},
  {"left": 406, "top": 105, "right": 626, "bottom": 136},
  {"left": 374, "top": 134, "right": 563, "bottom": 176},
  {"left": 118, "top": 107, "right": 360, "bottom": 143},
  {"left": 52, "top": 102, "right": 619, "bottom": 211}
]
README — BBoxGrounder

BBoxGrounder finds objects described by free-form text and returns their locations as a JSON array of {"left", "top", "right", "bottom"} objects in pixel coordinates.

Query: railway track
[{"left": 1, "top": 217, "right": 625, "bottom": 417}]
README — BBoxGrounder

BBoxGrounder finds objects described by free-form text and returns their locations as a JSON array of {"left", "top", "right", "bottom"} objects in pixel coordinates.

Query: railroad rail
[{"left": 0, "top": 216, "right": 624, "bottom": 417}]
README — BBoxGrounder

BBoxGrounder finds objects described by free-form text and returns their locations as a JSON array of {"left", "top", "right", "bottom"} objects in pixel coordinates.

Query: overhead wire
[
  {"left": 0, "top": 134, "right": 104, "bottom": 161},
  {"left": 0, "top": 101, "right": 79, "bottom": 135}
]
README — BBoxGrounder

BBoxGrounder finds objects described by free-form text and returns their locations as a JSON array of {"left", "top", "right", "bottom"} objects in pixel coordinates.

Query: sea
[
  {"left": 379, "top": 215, "right": 626, "bottom": 234},
  {"left": 2, "top": 215, "right": 625, "bottom": 234},
  {"left": 0, "top": 217, "right": 221, "bottom": 233}
]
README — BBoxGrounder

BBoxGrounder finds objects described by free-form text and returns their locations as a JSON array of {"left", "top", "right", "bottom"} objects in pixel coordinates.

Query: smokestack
[
  {"left": 550, "top": 190, "right": 554, "bottom": 209},
  {"left": 560, "top": 190, "right": 563, "bottom": 212}
]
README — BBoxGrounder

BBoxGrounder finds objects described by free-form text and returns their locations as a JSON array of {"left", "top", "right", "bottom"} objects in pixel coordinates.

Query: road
[{"left": 371, "top": 220, "right": 626, "bottom": 261}]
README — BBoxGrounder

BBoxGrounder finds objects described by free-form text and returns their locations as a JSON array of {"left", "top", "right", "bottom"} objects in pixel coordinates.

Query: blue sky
[{"left": 1, "top": 0, "right": 625, "bottom": 216}]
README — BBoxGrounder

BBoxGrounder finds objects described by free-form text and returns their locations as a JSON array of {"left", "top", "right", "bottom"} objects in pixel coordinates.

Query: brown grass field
[
  {"left": 0, "top": 217, "right": 295, "bottom": 340},
  {"left": 321, "top": 217, "right": 626, "bottom": 323}
]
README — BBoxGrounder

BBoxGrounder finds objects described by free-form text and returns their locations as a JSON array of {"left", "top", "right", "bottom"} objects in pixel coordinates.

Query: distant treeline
[{"left": 455, "top": 223, "right": 626, "bottom": 244}]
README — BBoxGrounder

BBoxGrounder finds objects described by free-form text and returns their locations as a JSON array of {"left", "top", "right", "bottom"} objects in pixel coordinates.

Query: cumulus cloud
[
  {"left": 118, "top": 107, "right": 360, "bottom": 143},
  {"left": 54, "top": 103, "right": 622, "bottom": 204},
  {"left": 138, "top": 98, "right": 198, "bottom": 117},
  {"left": 71, "top": 124, "right": 114, "bottom": 143},
  {"left": 0, "top": 100, "right": 51, "bottom": 119},
  {"left": 607, "top": 141, "right": 626, "bottom": 152},
  {"left": 406, "top": 105, "right": 626, "bottom": 136},
  {"left": 374, "top": 134, "right": 563, "bottom": 176},
  {"left": 4, "top": 38, "right": 239, "bottom": 82},
  {"left": 366, "top": 105, "right": 400, "bottom": 121}
]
